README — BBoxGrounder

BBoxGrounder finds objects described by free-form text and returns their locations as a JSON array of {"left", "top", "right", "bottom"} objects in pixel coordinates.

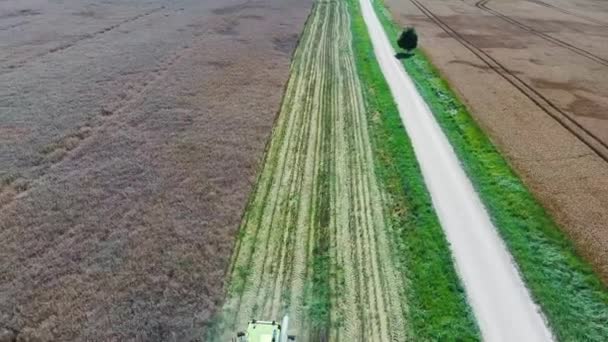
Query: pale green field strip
[
  {"left": 213, "top": 0, "right": 408, "bottom": 340},
  {"left": 346, "top": 0, "right": 480, "bottom": 338}
]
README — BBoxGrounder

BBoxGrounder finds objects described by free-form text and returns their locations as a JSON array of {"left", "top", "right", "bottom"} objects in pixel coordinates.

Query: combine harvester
[{"left": 233, "top": 315, "right": 296, "bottom": 342}]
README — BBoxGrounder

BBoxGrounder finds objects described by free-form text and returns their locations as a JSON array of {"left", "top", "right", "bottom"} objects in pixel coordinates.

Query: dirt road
[
  {"left": 214, "top": 1, "right": 408, "bottom": 340},
  {"left": 0, "top": 0, "right": 311, "bottom": 340},
  {"left": 359, "top": 0, "right": 554, "bottom": 340},
  {"left": 384, "top": 0, "right": 608, "bottom": 281}
]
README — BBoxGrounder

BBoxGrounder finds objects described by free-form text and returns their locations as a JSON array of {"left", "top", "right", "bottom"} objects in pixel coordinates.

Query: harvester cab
[{"left": 233, "top": 315, "right": 296, "bottom": 342}]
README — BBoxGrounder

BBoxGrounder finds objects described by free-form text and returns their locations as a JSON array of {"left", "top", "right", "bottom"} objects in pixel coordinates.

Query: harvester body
[{"left": 234, "top": 315, "right": 294, "bottom": 342}]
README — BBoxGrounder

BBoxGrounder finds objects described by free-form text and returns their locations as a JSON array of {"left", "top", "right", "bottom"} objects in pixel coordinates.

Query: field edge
[
  {"left": 347, "top": 0, "right": 481, "bottom": 339},
  {"left": 371, "top": 0, "right": 608, "bottom": 339}
]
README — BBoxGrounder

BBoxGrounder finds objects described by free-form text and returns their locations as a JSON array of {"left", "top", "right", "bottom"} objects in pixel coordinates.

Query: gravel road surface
[{"left": 359, "top": 0, "right": 554, "bottom": 340}]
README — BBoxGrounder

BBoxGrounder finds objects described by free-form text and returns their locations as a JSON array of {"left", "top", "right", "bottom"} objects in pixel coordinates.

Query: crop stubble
[{"left": 216, "top": 1, "right": 407, "bottom": 340}]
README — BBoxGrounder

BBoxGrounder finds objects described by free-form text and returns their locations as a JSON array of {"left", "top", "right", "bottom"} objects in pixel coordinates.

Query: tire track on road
[{"left": 0, "top": 8, "right": 246, "bottom": 214}]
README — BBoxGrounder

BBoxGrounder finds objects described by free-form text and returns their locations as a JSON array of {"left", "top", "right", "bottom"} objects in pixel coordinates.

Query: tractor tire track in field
[
  {"left": 476, "top": 0, "right": 608, "bottom": 67},
  {"left": 408, "top": 0, "right": 608, "bottom": 164},
  {"left": 0, "top": 25, "right": 212, "bottom": 213},
  {"left": 213, "top": 0, "right": 407, "bottom": 340}
]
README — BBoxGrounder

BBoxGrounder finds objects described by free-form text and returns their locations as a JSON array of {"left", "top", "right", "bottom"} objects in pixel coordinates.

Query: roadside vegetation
[
  {"left": 397, "top": 27, "right": 418, "bottom": 54},
  {"left": 370, "top": 0, "right": 608, "bottom": 339},
  {"left": 346, "top": 0, "right": 480, "bottom": 339}
]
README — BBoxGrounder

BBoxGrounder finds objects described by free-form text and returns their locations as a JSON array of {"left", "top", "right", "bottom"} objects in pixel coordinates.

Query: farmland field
[
  {"left": 384, "top": 0, "right": 608, "bottom": 281},
  {"left": 212, "top": 1, "right": 409, "bottom": 339},
  {"left": 211, "top": 0, "right": 481, "bottom": 340},
  {"left": 215, "top": 0, "right": 608, "bottom": 340},
  {"left": 0, "top": 0, "right": 311, "bottom": 340}
]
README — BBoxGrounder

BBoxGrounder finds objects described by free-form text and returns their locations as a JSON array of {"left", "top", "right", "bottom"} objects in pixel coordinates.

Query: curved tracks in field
[
  {"left": 215, "top": 1, "right": 407, "bottom": 340},
  {"left": 408, "top": 0, "right": 608, "bottom": 163},
  {"left": 527, "top": 0, "right": 608, "bottom": 27},
  {"left": 475, "top": 0, "right": 608, "bottom": 67}
]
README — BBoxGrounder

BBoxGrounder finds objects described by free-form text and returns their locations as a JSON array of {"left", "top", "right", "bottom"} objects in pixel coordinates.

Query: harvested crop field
[
  {"left": 0, "top": 0, "right": 311, "bottom": 340},
  {"left": 384, "top": 0, "right": 608, "bottom": 281},
  {"left": 211, "top": 1, "right": 409, "bottom": 340}
]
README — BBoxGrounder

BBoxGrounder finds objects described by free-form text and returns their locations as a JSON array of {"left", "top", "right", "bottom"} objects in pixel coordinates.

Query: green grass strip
[
  {"left": 347, "top": 0, "right": 481, "bottom": 339},
  {"left": 307, "top": 17, "right": 333, "bottom": 335},
  {"left": 372, "top": 0, "right": 608, "bottom": 340}
]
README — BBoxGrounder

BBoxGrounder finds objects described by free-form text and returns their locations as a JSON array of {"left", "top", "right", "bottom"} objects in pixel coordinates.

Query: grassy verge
[
  {"left": 347, "top": 0, "right": 480, "bottom": 339},
  {"left": 371, "top": 0, "right": 608, "bottom": 339}
]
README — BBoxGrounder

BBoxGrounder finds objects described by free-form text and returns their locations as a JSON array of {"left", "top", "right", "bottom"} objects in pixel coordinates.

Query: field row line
[{"left": 213, "top": 1, "right": 409, "bottom": 340}]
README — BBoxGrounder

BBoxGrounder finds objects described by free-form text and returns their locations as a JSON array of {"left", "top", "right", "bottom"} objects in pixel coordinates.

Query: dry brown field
[
  {"left": 0, "top": 0, "right": 311, "bottom": 340},
  {"left": 385, "top": 0, "right": 608, "bottom": 282}
]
